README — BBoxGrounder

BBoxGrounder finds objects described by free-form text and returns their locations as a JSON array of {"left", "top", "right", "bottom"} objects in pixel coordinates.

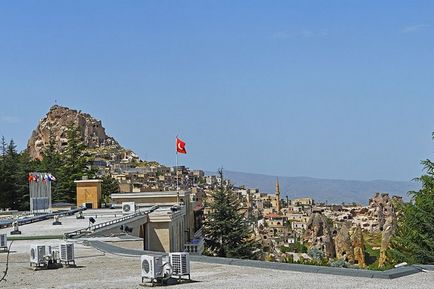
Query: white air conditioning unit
[
  {"left": 141, "top": 254, "right": 163, "bottom": 282},
  {"left": 30, "top": 244, "right": 46, "bottom": 266},
  {"left": 122, "top": 202, "right": 136, "bottom": 214},
  {"left": 170, "top": 252, "right": 190, "bottom": 277},
  {"left": 60, "top": 243, "right": 75, "bottom": 264},
  {"left": 0, "top": 234, "right": 7, "bottom": 248}
]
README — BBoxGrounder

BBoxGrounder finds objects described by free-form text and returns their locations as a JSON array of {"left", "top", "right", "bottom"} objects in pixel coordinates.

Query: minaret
[{"left": 275, "top": 177, "right": 281, "bottom": 212}]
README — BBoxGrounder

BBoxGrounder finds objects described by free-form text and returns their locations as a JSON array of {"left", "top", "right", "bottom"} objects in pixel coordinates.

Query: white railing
[
  {"left": 64, "top": 205, "right": 159, "bottom": 239},
  {"left": 184, "top": 238, "right": 204, "bottom": 255},
  {"left": 184, "top": 227, "right": 204, "bottom": 255}
]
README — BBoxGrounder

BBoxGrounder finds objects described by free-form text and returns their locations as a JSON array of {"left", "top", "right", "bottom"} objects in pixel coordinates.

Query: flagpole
[
  {"left": 176, "top": 150, "right": 179, "bottom": 191},
  {"left": 176, "top": 135, "right": 180, "bottom": 204}
]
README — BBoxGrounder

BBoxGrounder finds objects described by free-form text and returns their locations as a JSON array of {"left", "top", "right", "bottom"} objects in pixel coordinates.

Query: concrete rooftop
[
  {"left": 0, "top": 239, "right": 433, "bottom": 289},
  {"left": 0, "top": 209, "right": 126, "bottom": 238}
]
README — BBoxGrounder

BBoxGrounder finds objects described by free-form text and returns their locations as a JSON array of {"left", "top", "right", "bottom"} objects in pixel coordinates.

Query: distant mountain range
[{"left": 208, "top": 170, "right": 420, "bottom": 205}]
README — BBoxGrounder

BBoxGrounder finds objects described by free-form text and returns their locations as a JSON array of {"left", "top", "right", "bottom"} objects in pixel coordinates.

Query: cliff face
[{"left": 27, "top": 105, "right": 128, "bottom": 160}]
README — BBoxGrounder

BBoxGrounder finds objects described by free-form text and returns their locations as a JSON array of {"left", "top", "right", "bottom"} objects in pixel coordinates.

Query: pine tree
[
  {"left": 0, "top": 136, "right": 7, "bottom": 209},
  {"left": 389, "top": 133, "right": 434, "bottom": 264},
  {"left": 0, "top": 139, "right": 20, "bottom": 209},
  {"left": 55, "top": 124, "right": 94, "bottom": 203},
  {"left": 203, "top": 169, "right": 260, "bottom": 259},
  {"left": 40, "top": 129, "right": 62, "bottom": 174},
  {"left": 101, "top": 174, "right": 119, "bottom": 204},
  {"left": 16, "top": 150, "right": 39, "bottom": 210},
  {"left": 39, "top": 129, "right": 62, "bottom": 201}
]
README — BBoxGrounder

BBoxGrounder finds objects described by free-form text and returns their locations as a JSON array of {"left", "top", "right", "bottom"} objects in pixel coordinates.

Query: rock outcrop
[
  {"left": 351, "top": 224, "right": 366, "bottom": 268},
  {"left": 27, "top": 105, "right": 133, "bottom": 161},
  {"left": 335, "top": 222, "right": 355, "bottom": 263},
  {"left": 367, "top": 193, "right": 400, "bottom": 232},
  {"left": 378, "top": 214, "right": 397, "bottom": 268},
  {"left": 304, "top": 212, "right": 335, "bottom": 258}
]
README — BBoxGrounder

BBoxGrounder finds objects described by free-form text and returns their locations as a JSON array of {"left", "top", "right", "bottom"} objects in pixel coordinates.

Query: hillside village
[
  {"left": 2, "top": 2, "right": 434, "bottom": 288},
  {"left": 6, "top": 105, "right": 399, "bottom": 269},
  {"left": 0, "top": 106, "right": 432, "bottom": 289},
  {"left": 0, "top": 108, "right": 430, "bottom": 287},
  {"left": 96, "top": 151, "right": 400, "bottom": 268}
]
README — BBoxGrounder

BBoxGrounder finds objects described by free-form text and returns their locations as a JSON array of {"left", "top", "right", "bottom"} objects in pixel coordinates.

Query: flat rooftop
[
  {"left": 111, "top": 191, "right": 189, "bottom": 197},
  {"left": 0, "top": 207, "right": 179, "bottom": 238},
  {"left": 0, "top": 239, "right": 433, "bottom": 289},
  {"left": 0, "top": 209, "right": 133, "bottom": 238}
]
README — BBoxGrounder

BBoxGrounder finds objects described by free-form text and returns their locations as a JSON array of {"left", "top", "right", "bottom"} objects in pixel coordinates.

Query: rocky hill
[{"left": 27, "top": 105, "right": 134, "bottom": 161}]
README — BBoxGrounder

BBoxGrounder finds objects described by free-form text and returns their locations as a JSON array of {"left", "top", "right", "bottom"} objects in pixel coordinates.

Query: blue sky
[{"left": 0, "top": 1, "right": 433, "bottom": 181}]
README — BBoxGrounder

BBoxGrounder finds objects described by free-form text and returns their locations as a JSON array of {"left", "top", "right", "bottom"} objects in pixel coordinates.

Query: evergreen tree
[
  {"left": 39, "top": 129, "right": 62, "bottom": 201},
  {"left": 0, "top": 136, "right": 7, "bottom": 209},
  {"left": 0, "top": 139, "right": 20, "bottom": 209},
  {"left": 203, "top": 169, "right": 260, "bottom": 259},
  {"left": 101, "top": 174, "right": 119, "bottom": 204},
  {"left": 389, "top": 133, "right": 434, "bottom": 264},
  {"left": 16, "top": 150, "right": 39, "bottom": 210},
  {"left": 55, "top": 124, "right": 94, "bottom": 203},
  {"left": 40, "top": 129, "right": 62, "bottom": 174}
]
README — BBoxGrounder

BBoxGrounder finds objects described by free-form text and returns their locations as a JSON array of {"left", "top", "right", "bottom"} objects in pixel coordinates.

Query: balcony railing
[
  {"left": 184, "top": 238, "right": 204, "bottom": 255},
  {"left": 185, "top": 227, "right": 204, "bottom": 255}
]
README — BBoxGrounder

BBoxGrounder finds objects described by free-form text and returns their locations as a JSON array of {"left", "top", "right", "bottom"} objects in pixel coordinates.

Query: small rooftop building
[
  {"left": 110, "top": 190, "right": 196, "bottom": 243},
  {"left": 75, "top": 179, "right": 103, "bottom": 209}
]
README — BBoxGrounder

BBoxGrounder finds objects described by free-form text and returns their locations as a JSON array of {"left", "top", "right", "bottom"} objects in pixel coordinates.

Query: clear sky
[{"left": 0, "top": 1, "right": 433, "bottom": 181}]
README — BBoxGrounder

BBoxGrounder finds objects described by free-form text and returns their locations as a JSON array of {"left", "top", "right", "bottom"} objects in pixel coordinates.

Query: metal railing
[
  {"left": 184, "top": 238, "right": 204, "bottom": 255},
  {"left": 0, "top": 207, "right": 87, "bottom": 229},
  {"left": 64, "top": 205, "right": 159, "bottom": 239}
]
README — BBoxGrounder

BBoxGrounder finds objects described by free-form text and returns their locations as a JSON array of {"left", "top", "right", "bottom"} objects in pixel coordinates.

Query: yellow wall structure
[
  {"left": 111, "top": 191, "right": 196, "bottom": 241},
  {"left": 147, "top": 222, "right": 171, "bottom": 252},
  {"left": 112, "top": 196, "right": 179, "bottom": 205},
  {"left": 75, "top": 179, "right": 102, "bottom": 208},
  {"left": 144, "top": 211, "right": 186, "bottom": 252}
]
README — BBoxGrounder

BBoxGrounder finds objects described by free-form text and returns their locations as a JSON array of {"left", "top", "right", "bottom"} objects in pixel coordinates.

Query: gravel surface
[{"left": 1, "top": 240, "right": 433, "bottom": 289}]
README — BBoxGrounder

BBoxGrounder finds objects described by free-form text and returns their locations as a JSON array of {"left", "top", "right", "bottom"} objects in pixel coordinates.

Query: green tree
[
  {"left": 40, "top": 129, "right": 62, "bottom": 175},
  {"left": 389, "top": 133, "right": 434, "bottom": 264},
  {"left": 101, "top": 174, "right": 119, "bottom": 204},
  {"left": 55, "top": 124, "right": 94, "bottom": 203},
  {"left": 15, "top": 150, "right": 39, "bottom": 210},
  {"left": 0, "top": 137, "right": 8, "bottom": 208},
  {"left": 0, "top": 139, "right": 20, "bottom": 209},
  {"left": 0, "top": 137, "right": 40, "bottom": 210},
  {"left": 203, "top": 169, "right": 260, "bottom": 259},
  {"left": 39, "top": 130, "right": 62, "bottom": 201}
]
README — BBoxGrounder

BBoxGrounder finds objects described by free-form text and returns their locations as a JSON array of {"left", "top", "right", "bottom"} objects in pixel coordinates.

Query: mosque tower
[{"left": 275, "top": 177, "right": 281, "bottom": 212}]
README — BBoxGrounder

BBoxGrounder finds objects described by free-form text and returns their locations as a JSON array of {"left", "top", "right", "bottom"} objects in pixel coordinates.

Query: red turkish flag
[{"left": 176, "top": 137, "right": 187, "bottom": 154}]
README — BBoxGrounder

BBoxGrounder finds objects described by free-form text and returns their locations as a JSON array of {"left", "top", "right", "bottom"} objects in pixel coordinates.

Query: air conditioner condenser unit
[
  {"left": 122, "top": 202, "right": 136, "bottom": 214},
  {"left": 30, "top": 244, "right": 47, "bottom": 267},
  {"left": 141, "top": 254, "right": 164, "bottom": 283},
  {"left": 59, "top": 242, "right": 75, "bottom": 266},
  {"left": 169, "top": 252, "right": 191, "bottom": 280}
]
